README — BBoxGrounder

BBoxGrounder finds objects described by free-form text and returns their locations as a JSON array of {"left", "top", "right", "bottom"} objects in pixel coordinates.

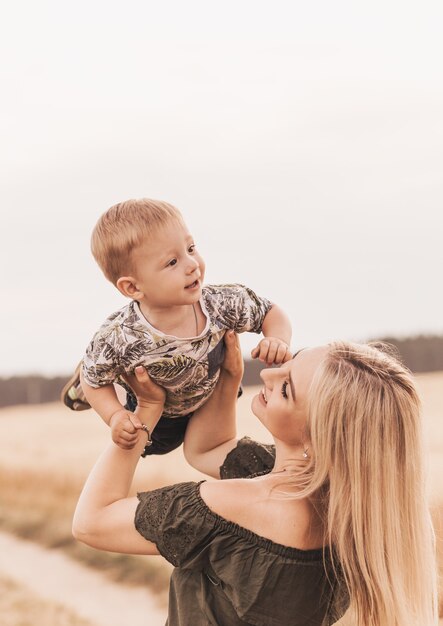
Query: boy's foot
[{"left": 61, "top": 363, "right": 91, "bottom": 411}]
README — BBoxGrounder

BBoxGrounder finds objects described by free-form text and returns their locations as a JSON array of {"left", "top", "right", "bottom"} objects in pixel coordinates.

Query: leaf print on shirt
[
  {"left": 119, "top": 339, "right": 153, "bottom": 369},
  {"left": 222, "top": 305, "right": 249, "bottom": 331},
  {"left": 83, "top": 362, "right": 119, "bottom": 387},
  {"left": 202, "top": 284, "right": 272, "bottom": 333},
  {"left": 190, "top": 336, "right": 211, "bottom": 353},
  {"left": 146, "top": 356, "right": 207, "bottom": 386}
]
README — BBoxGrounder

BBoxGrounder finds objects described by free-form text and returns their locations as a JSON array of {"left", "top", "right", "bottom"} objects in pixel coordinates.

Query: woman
[{"left": 73, "top": 332, "right": 438, "bottom": 626}]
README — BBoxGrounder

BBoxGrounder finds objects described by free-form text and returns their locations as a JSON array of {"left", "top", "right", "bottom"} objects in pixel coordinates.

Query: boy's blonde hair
[{"left": 91, "top": 198, "right": 183, "bottom": 284}]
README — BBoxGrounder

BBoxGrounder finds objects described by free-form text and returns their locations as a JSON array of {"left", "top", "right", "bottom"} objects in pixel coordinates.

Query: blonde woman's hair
[
  {"left": 91, "top": 198, "right": 183, "bottom": 284},
  {"left": 293, "top": 341, "right": 438, "bottom": 626}
]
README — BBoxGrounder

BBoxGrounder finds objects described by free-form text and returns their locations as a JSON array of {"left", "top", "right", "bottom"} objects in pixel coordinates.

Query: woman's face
[{"left": 252, "top": 346, "right": 329, "bottom": 446}]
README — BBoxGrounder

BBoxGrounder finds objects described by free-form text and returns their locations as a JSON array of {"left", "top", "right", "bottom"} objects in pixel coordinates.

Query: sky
[{"left": 1, "top": 0, "right": 442, "bottom": 376}]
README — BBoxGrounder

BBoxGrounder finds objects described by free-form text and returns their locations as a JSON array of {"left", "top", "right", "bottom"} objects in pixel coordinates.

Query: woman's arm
[
  {"left": 72, "top": 389, "right": 164, "bottom": 555},
  {"left": 183, "top": 331, "right": 243, "bottom": 478}
]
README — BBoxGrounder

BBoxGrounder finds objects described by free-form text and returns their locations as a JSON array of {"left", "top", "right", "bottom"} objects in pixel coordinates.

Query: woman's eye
[
  {"left": 281, "top": 381, "right": 289, "bottom": 398},
  {"left": 167, "top": 258, "right": 177, "bottom": 267}
]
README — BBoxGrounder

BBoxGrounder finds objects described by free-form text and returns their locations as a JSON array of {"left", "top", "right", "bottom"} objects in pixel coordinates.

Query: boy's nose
[{"left": 186, "top": 256, "right": 199, "bottom": 273}]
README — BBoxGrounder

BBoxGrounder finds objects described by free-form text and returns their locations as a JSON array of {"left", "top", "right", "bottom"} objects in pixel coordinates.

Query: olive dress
[{"left": 134, "top": 438, "right": 349, "bottom": 626}]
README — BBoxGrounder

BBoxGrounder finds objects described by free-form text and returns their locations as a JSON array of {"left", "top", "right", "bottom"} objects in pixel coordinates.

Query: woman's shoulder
[
  {"left": 135, "top": 477, "right": 323, "bottom": 558},
  {"left": 200, "top": 477, "right": 325, "bottom": 552},
  {"left": 219, "top": 436, "right": 276, "bottom": 479}
]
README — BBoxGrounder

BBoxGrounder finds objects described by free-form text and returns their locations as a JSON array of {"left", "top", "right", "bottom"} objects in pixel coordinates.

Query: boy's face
[{"left": 128, "top": 220, "right": 205, "bottom": 308}]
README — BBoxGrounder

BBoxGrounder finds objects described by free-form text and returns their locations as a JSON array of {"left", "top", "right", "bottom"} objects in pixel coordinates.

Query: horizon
[{"left": 1, "top": 332, "right": 442, "bottom": 379}]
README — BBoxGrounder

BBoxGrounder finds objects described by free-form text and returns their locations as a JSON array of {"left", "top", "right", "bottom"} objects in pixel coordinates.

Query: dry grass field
[
  {"left": 0, "top": 372, "right": 442, "bottom": 625},
  {"left": 0, "top": 575, "right": 95, "bottom": 626}
]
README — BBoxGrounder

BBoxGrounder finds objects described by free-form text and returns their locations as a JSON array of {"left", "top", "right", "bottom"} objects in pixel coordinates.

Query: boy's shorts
[
  {"left": 125, "top": 386, "right": 243, "bottom": 456},
  {"left": 141, "top": 412, "right": 193, "bottom": 456},
  {"left": 124, "top": 391, "right": 192, "bottom": 456}
]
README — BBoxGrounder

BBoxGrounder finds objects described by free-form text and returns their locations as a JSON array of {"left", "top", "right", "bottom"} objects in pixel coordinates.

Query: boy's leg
[
  {"left": 61, "top": 363, "right": 91, "bottom": 411},
  {"left": 140, "top": 388, "right": 242, "bottom": 455},
  {"left": 141, "top": 413, "right": 193, "bottom": 456},
  {"left": 124, "top": 389, "right": 137, "bottom": 412}
]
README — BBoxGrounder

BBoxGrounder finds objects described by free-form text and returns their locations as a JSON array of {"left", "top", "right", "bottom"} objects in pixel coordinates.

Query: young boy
[{"left": 63, "top": 198, "right": 292, "bottom": 455}]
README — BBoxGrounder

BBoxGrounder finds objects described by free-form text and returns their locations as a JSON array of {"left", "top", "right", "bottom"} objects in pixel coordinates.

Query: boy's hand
[
  {"left": 251, "top": 337, "right": 291, "bottom": 366},
  {"left": 109, "top": 408, "right": 143, "bottom": 450}
]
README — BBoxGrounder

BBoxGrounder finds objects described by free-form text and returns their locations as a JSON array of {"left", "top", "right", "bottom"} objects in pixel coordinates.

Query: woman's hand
[
  {"left": 221, "top": 331, "right": 244, "bottom": 383},
  {"left": 122, "top": 366, "right": 166, "bottom": 409}
]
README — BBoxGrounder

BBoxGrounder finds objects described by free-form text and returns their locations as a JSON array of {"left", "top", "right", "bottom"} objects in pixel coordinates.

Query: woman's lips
[{"left": 258, "top": 387, "right": 267, "bottom": 406}]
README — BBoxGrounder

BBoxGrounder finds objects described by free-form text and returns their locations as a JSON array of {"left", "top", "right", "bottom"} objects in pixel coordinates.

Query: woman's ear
[{"left": 116, "top": 276, "right": 143, "bottom": 300}]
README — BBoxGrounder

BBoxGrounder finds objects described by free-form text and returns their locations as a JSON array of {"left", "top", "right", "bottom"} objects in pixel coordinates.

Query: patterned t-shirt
[{"left": 82, "top": 284, "right": 272, "bottom": 418}]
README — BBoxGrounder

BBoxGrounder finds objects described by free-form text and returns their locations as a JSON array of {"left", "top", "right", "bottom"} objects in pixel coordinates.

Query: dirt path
[{"left": 0, "top": 531, "right": 167, "bottom": 626}]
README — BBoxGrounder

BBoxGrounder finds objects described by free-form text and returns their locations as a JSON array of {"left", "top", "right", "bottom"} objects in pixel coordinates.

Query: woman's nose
[{"left": 260, "top": 367, "right": 276, "bottom": 385}]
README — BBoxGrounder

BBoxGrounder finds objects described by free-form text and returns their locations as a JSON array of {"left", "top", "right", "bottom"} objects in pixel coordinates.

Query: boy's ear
[{"left": 116, "top": 276, "right": 143, "bottom": 300}]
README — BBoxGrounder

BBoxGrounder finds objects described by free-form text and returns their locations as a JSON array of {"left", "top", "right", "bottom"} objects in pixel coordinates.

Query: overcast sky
[{"left": 1, "top": 0, "right": 442, "bottom": 375}]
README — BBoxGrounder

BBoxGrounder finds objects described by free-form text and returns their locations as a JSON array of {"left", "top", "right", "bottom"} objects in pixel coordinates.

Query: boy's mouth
[{"left": 185, "top": 279, "right": 200, "bottom": 290}]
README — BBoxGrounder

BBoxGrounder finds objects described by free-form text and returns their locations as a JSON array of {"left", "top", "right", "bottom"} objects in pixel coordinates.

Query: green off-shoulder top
[{"left": 135, "top": 437, "right": 349, "bottom": 626}]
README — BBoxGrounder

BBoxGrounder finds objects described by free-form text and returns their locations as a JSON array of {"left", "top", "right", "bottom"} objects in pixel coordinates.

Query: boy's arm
[
  {"left": 261, "top": 303, "right": 292, "bottom": 345},
  {"left": 80, "top": 371, "right": 142, "bottom": 449},
  {"left": 251, "top": 304, "right": 292, "bottom": 365},
  {"left": 80, "top": 372, "right": 123, "bottom": 424}
]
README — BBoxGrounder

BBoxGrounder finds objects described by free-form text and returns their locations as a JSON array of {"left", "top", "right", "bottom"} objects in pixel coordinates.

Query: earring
[{"left": 302, "top": 447, "right": 309, "bottom": 459}]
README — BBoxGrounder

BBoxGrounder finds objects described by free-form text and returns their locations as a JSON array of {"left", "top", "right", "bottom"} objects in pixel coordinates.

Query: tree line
[{"left": 1, "top": 335, "right": 442, "bottom": 409}]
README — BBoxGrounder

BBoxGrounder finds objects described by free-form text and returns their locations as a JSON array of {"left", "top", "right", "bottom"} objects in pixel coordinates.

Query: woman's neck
[{"left": 271, "top": 439, "right": 311, "bottom": 474}]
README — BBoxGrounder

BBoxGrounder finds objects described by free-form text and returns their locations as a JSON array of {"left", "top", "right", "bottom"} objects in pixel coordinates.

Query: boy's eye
[
  {"left": 281, "top": 381, "right": 289, "bottom": 399},
  {"left": 167, "top": 258, "right": 177, "bottom": 267},
  {"left": 188, "top": 244, "right": 195, "bottom": 253}
]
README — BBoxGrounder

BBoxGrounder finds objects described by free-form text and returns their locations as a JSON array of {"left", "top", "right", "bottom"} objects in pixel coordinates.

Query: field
[
  {"left": 1, "top": 372, "right": 442, "bottom": 625},
  {"left": 0, "top": 575, "right": 95, "bottom": 626}
]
